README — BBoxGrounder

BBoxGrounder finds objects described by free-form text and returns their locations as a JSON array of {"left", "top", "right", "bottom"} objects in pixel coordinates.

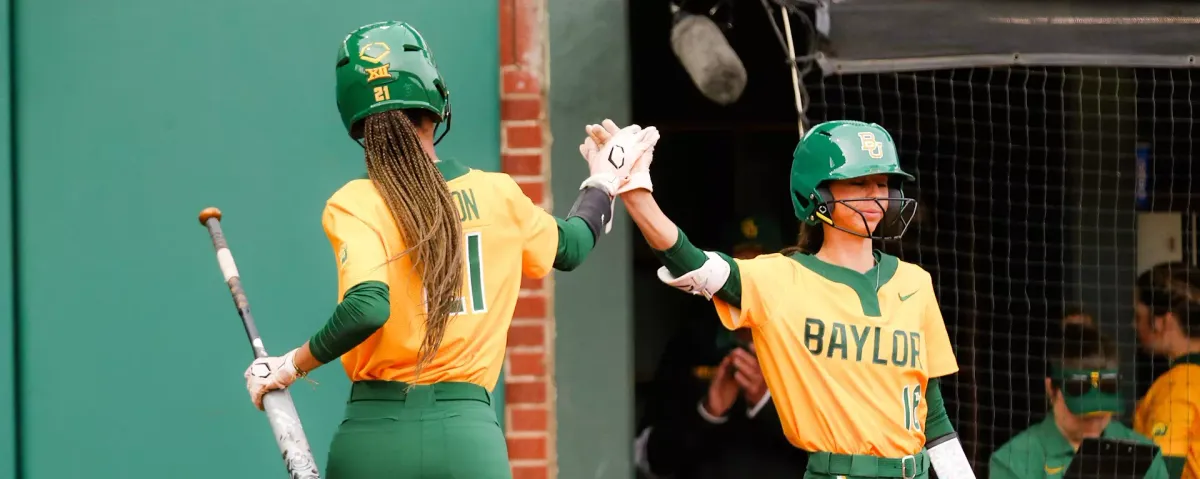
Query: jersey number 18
[{"left": 902, "top": 384, "right": 922, "bottom": 432}]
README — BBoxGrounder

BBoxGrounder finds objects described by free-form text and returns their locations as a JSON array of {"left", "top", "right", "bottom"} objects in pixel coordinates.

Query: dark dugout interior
[{"left": 629, "top": 0, "right": 1199, "bottom": 475}]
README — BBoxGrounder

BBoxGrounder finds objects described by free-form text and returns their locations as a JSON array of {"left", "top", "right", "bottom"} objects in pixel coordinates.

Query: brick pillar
[{"left": 499, "top": 0, "right": 554, "bottom": 478}]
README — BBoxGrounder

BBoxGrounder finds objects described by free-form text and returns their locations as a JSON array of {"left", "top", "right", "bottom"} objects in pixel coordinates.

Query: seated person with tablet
[{"left": 989, "top": 324, "right": 1169, "bottom": 478}]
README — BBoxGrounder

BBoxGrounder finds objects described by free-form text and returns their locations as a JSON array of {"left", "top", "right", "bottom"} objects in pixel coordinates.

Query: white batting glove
[
  {"left": 620, "top": 138, "right": 656, "bottom": 194},
  {"left": 581, "top": 119, "right": 657, "bottom": 194},
  {"left": 577, "top": 119, "right": 658, "bottom": 197},
  {"left": 244, "top": 348, "right": 303, "bottom": 411}
]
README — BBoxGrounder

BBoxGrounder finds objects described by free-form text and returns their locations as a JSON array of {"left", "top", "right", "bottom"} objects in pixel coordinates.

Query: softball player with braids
[
  {"left": 588, "top": 119, "right": 975, "bottom": 478},
  {"left": 1134, "top": 262, "right": 1200, "bottom": 478},
  {"left": 239, "top": 22, "right": 656, "bottom": 478}
]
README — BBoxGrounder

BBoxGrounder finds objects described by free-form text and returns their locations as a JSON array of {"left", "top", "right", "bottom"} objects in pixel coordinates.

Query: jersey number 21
[{"left": 454, "top": 232, "right": 487, "bottom": 315}]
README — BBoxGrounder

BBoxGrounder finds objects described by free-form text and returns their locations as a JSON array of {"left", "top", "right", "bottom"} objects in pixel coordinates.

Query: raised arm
[
  {"left": 621, "top": 176, "right": 742, "bottom": 306},
  {"left": 550, "top": 215, "right": 598, "bottom": 272},
  {"left": 525, "top": 121, "right": 662, "bottom": 274},
  {"left": 622, "top": 189, "right": 679, "bottom": 250},
  {"left": 575, "top": 119, "right": 742, "bottom": 306}
]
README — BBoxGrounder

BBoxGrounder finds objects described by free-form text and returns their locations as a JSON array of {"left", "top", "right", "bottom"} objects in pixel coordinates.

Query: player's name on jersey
[
  {"left": 803, "top": 318, "right": 923, "bottom": 368},
  {"left": 450, "top": 188, "right": 481, "bottom": 223}
]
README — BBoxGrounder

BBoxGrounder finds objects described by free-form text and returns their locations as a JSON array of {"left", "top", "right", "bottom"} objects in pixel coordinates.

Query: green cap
[{"left": 1053, "top": 367, "right": 1123, "bottom": 415}]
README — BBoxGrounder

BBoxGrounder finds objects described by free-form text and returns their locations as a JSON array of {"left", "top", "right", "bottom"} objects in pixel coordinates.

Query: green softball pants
[{"left": 325, "top": 380, "right": 511, "bottom": 479}]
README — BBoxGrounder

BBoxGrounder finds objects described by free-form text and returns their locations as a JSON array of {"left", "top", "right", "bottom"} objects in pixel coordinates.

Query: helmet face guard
[
  {"left": 790, "top": 120, "right": 918, "bottom": 241},
  {"left": 809, "top": 185, "right": 918, "bottom": 240}
]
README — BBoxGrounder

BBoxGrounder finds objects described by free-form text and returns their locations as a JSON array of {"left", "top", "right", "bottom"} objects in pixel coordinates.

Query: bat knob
[{"left": 198, "top": 207, "right": 223, "bottom": 225}]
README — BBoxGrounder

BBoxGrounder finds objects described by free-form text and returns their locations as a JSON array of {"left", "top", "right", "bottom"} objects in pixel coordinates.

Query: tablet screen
[{"left": 1064, "top": 437, "right": 1159, "bottom": 478}]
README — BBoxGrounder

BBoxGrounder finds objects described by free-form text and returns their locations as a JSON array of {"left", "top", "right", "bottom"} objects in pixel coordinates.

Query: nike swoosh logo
[
  {"left": 899, "top": 291, "right": 918, "bottom": 301},
  {"left": 1045, "top": 465, "right": 1064, "bottom": 474},
  {"left": 607, "top": 145, "right": 625, "bottom": 169}
]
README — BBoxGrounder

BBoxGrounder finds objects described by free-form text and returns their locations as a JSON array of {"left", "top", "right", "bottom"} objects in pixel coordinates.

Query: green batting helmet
[
  {"left": 336, "top": 21, "right": 451, "bottom": 142},
  {"left": 789, "top": 120, "right": 917, "bottom": 239}
]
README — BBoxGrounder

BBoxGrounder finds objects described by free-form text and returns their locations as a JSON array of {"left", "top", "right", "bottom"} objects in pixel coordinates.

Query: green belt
[
  {"left": 349, "top": 380, "right": 491, "bottom": 405},
  {"left": 807, "top": 450, "right": 930, "bottom": 478}
]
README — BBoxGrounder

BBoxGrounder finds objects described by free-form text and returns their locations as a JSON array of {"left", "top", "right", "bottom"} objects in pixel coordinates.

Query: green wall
[
  {"left": 9, "top": 1, "right": 497, "bottom": 478},
  {"left": 547, "top": 0, "right": 635, "bottom": 477},
  {"left": 0, "top": 0, "right": 14, "bottom": 477}
]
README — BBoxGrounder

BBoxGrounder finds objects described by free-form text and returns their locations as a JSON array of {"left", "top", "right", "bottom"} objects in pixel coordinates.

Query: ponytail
[{"left": 363, "top": 109, "right": 464, "bottom": 381}]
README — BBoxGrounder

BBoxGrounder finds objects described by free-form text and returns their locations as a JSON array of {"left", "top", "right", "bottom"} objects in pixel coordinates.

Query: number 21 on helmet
[
  {"left": 335, "top": 21, "right": 453, "bottom": 144},
  {"left": 789, "top": 120, "right": 918, "bottom": 240}
]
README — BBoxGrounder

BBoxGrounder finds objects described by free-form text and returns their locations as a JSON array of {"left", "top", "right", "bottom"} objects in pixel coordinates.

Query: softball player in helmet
[
  {"left": 591, "top": 119, "right": 975, "bottom": 478},
  {"left": 239, "top": 22, "right": 656, "bottom": 478}
]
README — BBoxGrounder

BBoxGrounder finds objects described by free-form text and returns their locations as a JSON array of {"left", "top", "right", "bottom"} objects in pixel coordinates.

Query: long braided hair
[{"left": 362, "top": 108, "right": 464, "bottom": 382}]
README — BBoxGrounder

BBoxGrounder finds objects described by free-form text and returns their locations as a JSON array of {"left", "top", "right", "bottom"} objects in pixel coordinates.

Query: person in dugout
[
  {"left": 634, "top": 215, "right": 809, "bottom": 478},
  {"left": 1134, "top": 261, "right": 1200, "bottom": 478},
  {"left": 989, "top": 323, "right": 1169, "bottom": 478}
]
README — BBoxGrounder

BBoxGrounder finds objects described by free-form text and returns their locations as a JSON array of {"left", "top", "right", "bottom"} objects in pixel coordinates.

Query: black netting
[{"left": 804, "top": 66, "right": 1198, "bottom": 475}]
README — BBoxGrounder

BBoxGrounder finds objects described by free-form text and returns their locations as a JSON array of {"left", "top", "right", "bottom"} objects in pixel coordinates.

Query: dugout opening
[
  {"left": 627, "top": 4, "right": 811, "bottom": 476},
  {"left": 628, "top": 5, "right": 824, "bottom": 476}
]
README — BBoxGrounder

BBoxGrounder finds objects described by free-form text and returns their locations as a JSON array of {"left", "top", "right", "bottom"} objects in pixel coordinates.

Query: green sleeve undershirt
[
  {"left": 649, "top": 227, "right": 742, "bottom": 306},
  {"left": 552, "top": 216, "right": 596, "bottom": 272},
  {"left": 924, "top": 378, "right": 955, "bottom": 441},
  {"left": 308, "top": 280, "right": 391, "bottom": 364}
]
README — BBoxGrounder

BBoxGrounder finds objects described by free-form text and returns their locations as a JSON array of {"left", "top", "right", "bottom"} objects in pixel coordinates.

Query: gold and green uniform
[
  {"left": 655, "top": 229, "right": 959, "bottom": 478},
  {"left": 319, "top": 20, "right": 611, "bottom": 478},
  {"left": 315, "top": 160, "right": 596, "bottom": 478},
  {"left": 1135, "top": 353, "right": 1200, "bottom": 479}
]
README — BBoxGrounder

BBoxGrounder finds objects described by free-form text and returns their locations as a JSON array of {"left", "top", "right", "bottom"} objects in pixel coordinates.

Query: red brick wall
[{"left": 499, "top": 0, "right": 554, "bottom": 477}]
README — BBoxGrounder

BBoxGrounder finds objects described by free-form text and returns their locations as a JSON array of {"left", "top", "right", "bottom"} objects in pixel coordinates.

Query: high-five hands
[{"left": 578, "top": 119, "right": 658, "bottom": 195}]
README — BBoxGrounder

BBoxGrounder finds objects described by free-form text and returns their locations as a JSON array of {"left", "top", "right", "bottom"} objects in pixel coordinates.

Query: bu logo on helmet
[{"left": 857, "top": 132, "right": 884, "bottom": 159}]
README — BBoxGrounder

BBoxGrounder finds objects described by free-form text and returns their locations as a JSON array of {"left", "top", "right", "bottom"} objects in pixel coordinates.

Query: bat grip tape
[{"left": 217, "top": 249, "right": 240, "bottom": 281}]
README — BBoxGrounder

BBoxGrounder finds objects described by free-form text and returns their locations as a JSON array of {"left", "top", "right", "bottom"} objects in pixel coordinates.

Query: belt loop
[{"left": 901, "top": 454, "right": 917, "bottom": 479}]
